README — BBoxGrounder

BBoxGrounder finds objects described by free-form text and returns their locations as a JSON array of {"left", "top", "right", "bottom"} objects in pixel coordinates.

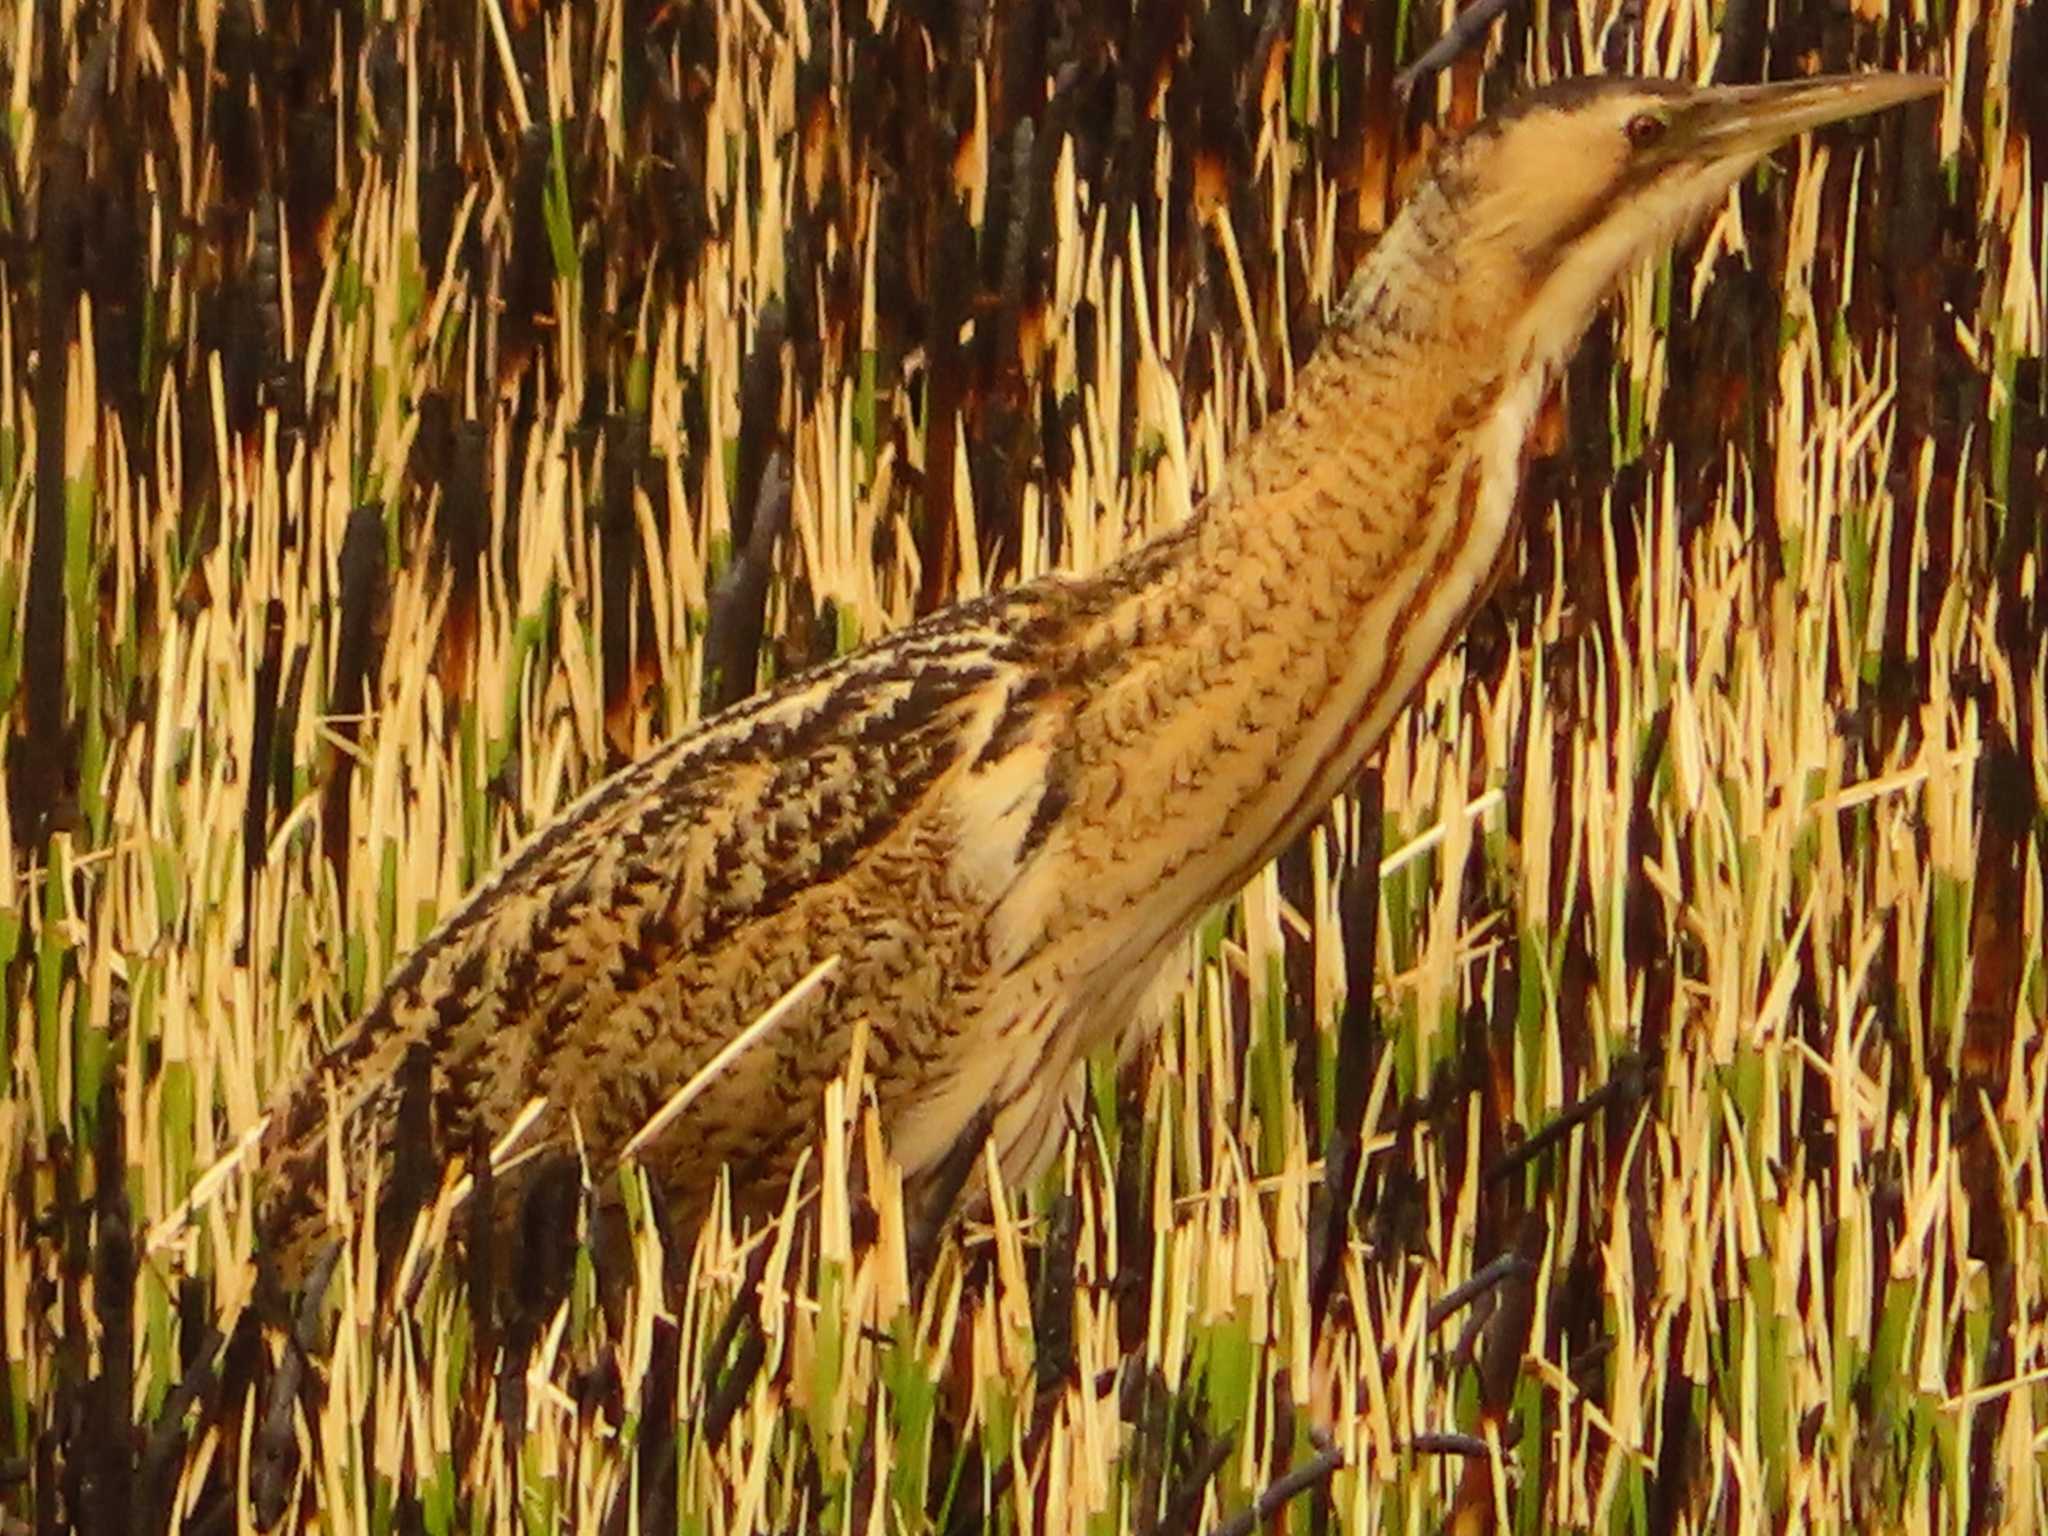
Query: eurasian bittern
[{"left": 255, "top": 71, "right": 1939, "bottom": 1286}]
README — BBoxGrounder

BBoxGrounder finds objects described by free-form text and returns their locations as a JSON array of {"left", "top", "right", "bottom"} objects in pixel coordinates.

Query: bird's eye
[{"left": 1625, "top": 112, "right": 1668, "bottom": 150}]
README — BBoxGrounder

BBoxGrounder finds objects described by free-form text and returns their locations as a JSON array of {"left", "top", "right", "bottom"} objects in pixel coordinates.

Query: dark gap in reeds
[
  {"left": 616, "top": 1314, "right": 681, "bottom": 1536},
  {"left": 81, "top": 77, "right": 148, "bottom": 460},
  {"left": 415, "top": 396, "right": 477, "bottom": 702},
  {"left": 211, "top": 1, "right": 262, "bottom": 211},
  {"left": 320, "top": 505, "right": 389, "bottom": 904},
  {"left": 500, "top": 124, "right": 556, "bottom": 392},
  {"left": 1967, "top": 1262, "right": 2020, "bottom": 1533},
  {"left": 917, "top": 204, "right": 975, "bottom": 613},
  {"left": 703, "top": 447, "right": 794, "bottom": 716},
  {"left": 1308, "top": 771, "right": 1383, "bottom": 1330},
  {"left": 966, "top": 116, "right": 1037, "bottom": 567},
  {"left": 248, "top": 1320, "right": 307, "bottom": 1528},
  {"left": 16, "top": 21, "right": 112, "bottom": 848},
  {"left": 1111, "top": 1070, "right": 1157, "bottom": 1358},
  {"left": 1993, "top": 381, "right": 2045, "bottom": 650},
  {"left": 80, "top": 1078, "right": 135, "bottom": 1535},
  {"left": 703, "top": 306, "right": 791, "bottom": 712},
  {"left": 1476, "top": 1207, "right": 1542, "bottom": 1400},
  {"left": 197, "top": 261, "right": 266, "bottom": 451},
  {"left": 1622, "top": 700, "right": 1674, "bottom": 1203},
  {"left": 273, "top": 642, "right": 312, "bottom": 832},
  {"left": 284, "top": 93, "right": 340, "bottom": 301},
  {"left": 1647, "top": 1303, "right": 1702, "bottom": 1529},
  {"left": 1028, "top": 1189, "right": 1080, "bottom": 1403},
  {"left": 1557, "top": 305, "right": 1621, "bottom": 633},
  {"left": 31, "top": 1130, "right": 77, "bottom": 1534},
  {"left": 699, "top": 1237, "right": 776, "bottom": 1451},
  {"left": 138, "top": 1295, "right": 228, "bottom": 1534},
  {"left": 1275, "top": 836, "right": 1319, "bottom": 1115},
  {"left": 601, "top": 410, "right": 653, "bottom": 762},
  {"left": 239, "top": 601, "right": 286, "bottom": 964},
  {"left": 471, "top": 1155, "right": 585, "bottom": 1486},
  {"left": 1883, "top": 87, "right": 1949, "bottom": 709},
  {"left": 253, "top": 200, "right": 299, "bottom": 432},
  {"left": 1956, "top": 736, "right": 2037, "bottom": 1289}
]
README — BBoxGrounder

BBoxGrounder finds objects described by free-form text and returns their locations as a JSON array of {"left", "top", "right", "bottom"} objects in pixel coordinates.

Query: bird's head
[{"left": 1353, "top": 72, "right": 1942, "bottom": 373}]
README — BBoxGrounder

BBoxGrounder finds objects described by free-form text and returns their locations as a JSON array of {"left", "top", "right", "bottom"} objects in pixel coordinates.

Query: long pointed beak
[{"left": 1675, "top": 73, "right": 1944, "bottom": 162}]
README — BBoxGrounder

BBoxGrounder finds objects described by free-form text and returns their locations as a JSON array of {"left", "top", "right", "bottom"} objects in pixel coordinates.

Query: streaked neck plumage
[{"left": 987, "top": 173, "right": 1570, "bottom": 994}]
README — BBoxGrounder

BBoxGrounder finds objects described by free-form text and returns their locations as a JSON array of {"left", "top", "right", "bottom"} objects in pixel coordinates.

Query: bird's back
[{"left": 254, "top": 580, "right": 1104, "bottom": 1286}]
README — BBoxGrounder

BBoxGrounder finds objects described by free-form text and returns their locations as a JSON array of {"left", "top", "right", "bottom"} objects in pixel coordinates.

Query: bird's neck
[{"left": 1020, "top": 238, "right": 1548, "bottom": 967}]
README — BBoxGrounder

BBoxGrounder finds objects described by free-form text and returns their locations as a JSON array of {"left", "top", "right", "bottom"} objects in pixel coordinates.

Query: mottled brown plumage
[{"left": 255, "top": 71, "right": 1938, "bottom": 1287}]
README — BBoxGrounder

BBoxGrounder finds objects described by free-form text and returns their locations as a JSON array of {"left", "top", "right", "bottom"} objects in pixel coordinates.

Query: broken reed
[{"left": 2, "top": 0, "right": 2045, "bottom": 1531}]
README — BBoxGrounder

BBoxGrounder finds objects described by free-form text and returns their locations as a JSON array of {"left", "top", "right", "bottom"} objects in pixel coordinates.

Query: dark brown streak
[
  {"left": 972, "top": 674, "right": 1054, "bottom": 768},
  {"left": 1016, "top": 751, "right": 1075, "bottom": 862}
]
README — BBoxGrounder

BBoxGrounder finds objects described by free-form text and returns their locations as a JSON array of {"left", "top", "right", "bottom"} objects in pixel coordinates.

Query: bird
[{"left": 252, "top": 70, "right": 1940, "bottom": 1289}]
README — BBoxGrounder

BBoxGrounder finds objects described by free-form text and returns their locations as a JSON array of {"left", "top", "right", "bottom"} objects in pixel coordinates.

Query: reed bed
[{"left": 1, "top": 0, "right": 2042, "bottom": 1531}]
